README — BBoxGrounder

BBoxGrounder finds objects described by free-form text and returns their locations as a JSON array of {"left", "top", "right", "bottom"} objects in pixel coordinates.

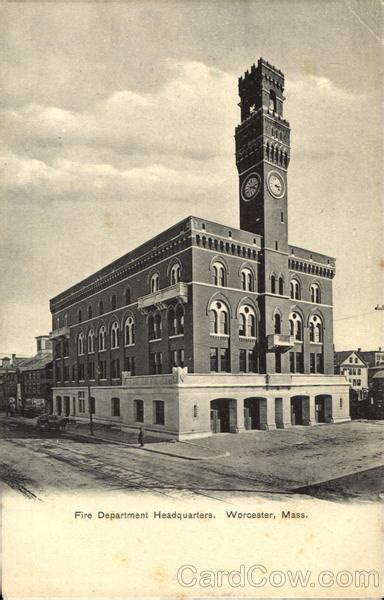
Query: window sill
[
  {"left": 149, "top": 338, "right": 162, "bottom": 343},
  {"left": 124, "top": 343, "right": 135, "bottom": 347},
  {"left": 169, "top": 334, "right": 184, "bottom": 339},
  {"left": 210, "top": 333, "right": 229, "bottom": 337},
  {"left": 99, "top": 349, "right": 106, "bottom": 352},
  {"left": 239, "top": 335, "right": 257, "bottom": 340}
]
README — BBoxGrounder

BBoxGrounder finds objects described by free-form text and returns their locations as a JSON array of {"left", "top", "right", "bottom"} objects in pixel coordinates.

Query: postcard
[{"left": 1, "top": 1, "right": 382, "bottom": 598}]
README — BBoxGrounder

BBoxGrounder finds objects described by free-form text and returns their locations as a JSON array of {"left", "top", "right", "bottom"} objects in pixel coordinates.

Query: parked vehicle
[{"left": 36, "top": 413, "right": 69, "bottom": 432}]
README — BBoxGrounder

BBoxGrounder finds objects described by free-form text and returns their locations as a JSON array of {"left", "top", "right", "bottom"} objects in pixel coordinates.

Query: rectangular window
[
  {"left": 87, "top": 361, "right": 95, "bottom": 380},
  {"left": 111, "top": 397, "right": 120, "bottom": 417},
  {"left": 89, "top": 397, "right": 95, "bottom": 414},
  {"left": 310, "top": 353, "right": 316, "bottom": 374},
  {"left": 78, "top": 362, "right": 84, "bottom": 380},
  {"left": 154, "top": 400, "right": 165, "bottom": 425},
  {"left": 98, "top": 360, "right": 107, "bottom": 379},
  {"left": 239, "top": 349, "right": 247, "bottom": 372},
  {"left": 316, "top": 353, "right": 324, "bottom": 373},
  {"left": 296, "top": 352, "right": 304, "bottom": 373},
  {"left": 111, "top": 358, "right": 120, "bottom": 379},
  {"left": 210, "top": 348, "right": 218, "bottom": 372},
  {"left": 275, "top": 241, "right": 279, "bottom": 251},
  {"left": 280, "top": 212, "right": 284, "bottom": 223},
  {"left": 124, "top": 356, "right": 135, "bottom": 375},
  {"left": 149, "top": 352, "right": 162, "bottom": 374},
  {"left": 289, "top": 352, "right": 295, "bottom": 373},
  {"left": 55, "top": 364, "right": 61, "bottom": 382},
  {"left": 193, "top": 404, "right": 198, "bottom": 418},
  {"left": 63, "top": 365, "right": 69, "bottom": 381},
  {"left": 78, "top": 391, "right": 85, "bottom": 413},
  {"left": 248, "top": 349, "right": 258, "bottom": 373},
  {"left": 220, "top": 348, "right": 230, "bottom": 372},
  {"left": 72, "top": 365, "right": 76, "bottom": 381},
  {"left": 134, "top": 399, "right": 144, "bottom": 422}
]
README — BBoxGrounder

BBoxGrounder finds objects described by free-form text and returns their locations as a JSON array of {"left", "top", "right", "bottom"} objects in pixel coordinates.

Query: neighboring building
[
  {"left": 0, "top": 354, "right": 30, "bottom": 411},
  {"left": 18, "top": 336, "right": 53, "bottom": 413},
  {"left": 334, "top": 351, "right": 368, "bottom": 400},
  {"left": 366, "top": 371, "right": 384, "bottom": 419},
  {"left": 358, "top": 348, "right": 384, "bottom": 389},
  {"left": 49, "top": 58, "right": 350, "bottom": 439}
]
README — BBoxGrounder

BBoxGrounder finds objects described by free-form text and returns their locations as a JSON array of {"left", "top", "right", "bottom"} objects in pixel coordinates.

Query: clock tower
[
  {"left": 236, "top": 59, "right": 292, "bottom": 373},
  {"left": 236, "top": 58, "right": 290, "bottom": 251}
]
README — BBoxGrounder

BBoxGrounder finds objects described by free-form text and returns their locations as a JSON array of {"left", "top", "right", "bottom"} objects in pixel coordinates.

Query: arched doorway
[
  {"left": 210, "top": 398, "right": 237, "bottom": 433},
  {"left": 291, "top": 396, "right": 306, "bottom": 425},
  {"left": 315, "top": 394, "right": 332, "bottom": 423},
  {"left": 244, "top": 397, "right": 265, "bottom": 430}
]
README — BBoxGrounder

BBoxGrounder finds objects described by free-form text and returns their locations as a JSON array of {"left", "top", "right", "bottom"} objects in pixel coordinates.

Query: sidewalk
[{"left": 0, "top": 414, "right": 228, "bottom": 460}]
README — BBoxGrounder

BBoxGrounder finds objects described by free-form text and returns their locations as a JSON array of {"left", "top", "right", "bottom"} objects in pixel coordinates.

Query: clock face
[
  {"left": 241, "top": 173, "right": 261, "bottom": 202},
  {"left": 267, "top": 171, "right": 285, "bottom": 198}
]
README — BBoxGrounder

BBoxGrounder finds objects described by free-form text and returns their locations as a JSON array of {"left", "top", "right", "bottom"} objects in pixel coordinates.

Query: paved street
[{"left": 1, "top": 416, "right": 382, "bottom": 502}]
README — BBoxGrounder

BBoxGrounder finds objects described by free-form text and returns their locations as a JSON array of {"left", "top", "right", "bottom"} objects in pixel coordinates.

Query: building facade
[
  {"left": 18, "top": 336, "right": 53, "bottom": 413},
  {"left": 50, "top": 58, "right": 350, "bottom": 439},
  {"left": 334, "top": 351, "right": 368, "bottom": 400}
]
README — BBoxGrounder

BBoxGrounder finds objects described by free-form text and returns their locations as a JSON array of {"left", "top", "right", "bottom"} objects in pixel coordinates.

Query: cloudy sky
[{"left": 1, "top": 1, "right": 382, "bottom": 356}]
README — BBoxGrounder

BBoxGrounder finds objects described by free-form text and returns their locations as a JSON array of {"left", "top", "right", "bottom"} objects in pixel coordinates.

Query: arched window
[
  {"left": 209, "top": 300, "right": 229, "bottom": 335},
  {"left": 99, "top": 300, "right": 104, "bottom": 315},
  {"left": 239, "top": 305, "right": 256, "bottom": 337},
  {"left": 290, "top": 280, "right": 301, "bottom": 300},
  {"left": 212, "top": 262, "right": 226, "bottom": 287},
  {"left": 309, "top": 315, "right": 323, "bottom": 343},
  {"left": 124, "top": 316, "right": 135, "bottom": 346},
  {"left": 77, "top": 332, "right": 84, "bottom": 355},
  {"left": 55, "top": 317, "right": 60, "bottom": 330},
  {"left": 269, "top": 90, "right": 277, "bottom": 112},
  {"left": 111, "top": 295, "right": 117, "bottom": 310},
  {"left": 87, "top": 330, "right": 94, "bottom": 353},
  {"left": 150, "top": 272, "right": 160, "bottom": 293},
  {"left": 278, "top": 276, "right": 284, "bottom": 295},
  {"left": 170, "top": 263, "right": 181, "bottom": 286},
  {"left": 98, "top": 326, "right": 106, "bottom": 351},
  {"left": 111, "top": 321, "right": 120, "bottom": 348},
  {"left": 63, "top": 314, "right": 68, "bottom": 326},
  {"left": 310, "top": 283, "right": 321, "bottom": 304},
  {"left": 241, "top": 268, "right": 254, "bottom": 291},
  {"left": 78, "top": 309, "right": 82, "bottom": 323},
  {"left": 289, "top": 312, "right": 303, "bottom": 341},
  {"left": 274, "top": 312, "right": 281, "bottom": 334},
  {"left": 125, "top": 288, "right": 131, "bottom": 305},
  {"left": 271, "top": 275, "right": 276, "bottom": 294},
  {"left": 88, "top": 305, "right": 93, "bottom": 320},
  {"left": 149, "top": 312, "right": 162, "bottom": 340}
]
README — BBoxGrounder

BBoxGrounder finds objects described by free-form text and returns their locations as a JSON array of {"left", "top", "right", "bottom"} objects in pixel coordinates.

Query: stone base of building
[{"left": 52, "top": 368, "right": 351, "bottom": 440}]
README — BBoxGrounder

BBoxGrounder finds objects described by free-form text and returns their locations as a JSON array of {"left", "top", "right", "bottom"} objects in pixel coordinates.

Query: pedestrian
[{"left": 138, "top": 426, "right": 145, "bottom": 447}]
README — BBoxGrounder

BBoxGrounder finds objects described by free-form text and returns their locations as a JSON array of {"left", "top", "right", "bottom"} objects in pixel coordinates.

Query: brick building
[
  {"left": 18, "top": 336, "right": 53, "bottom": 413},
  {"left": 50, "top": 58, "right": 350, "bottom": 439}
]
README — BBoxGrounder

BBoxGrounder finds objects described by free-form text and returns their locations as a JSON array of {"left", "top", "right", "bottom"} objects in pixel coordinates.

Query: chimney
[
  {"left": 357, "top": 348, "right": 362, "bottom": 352},
  {"left": 11, "top": 353, "right": 16, "bottom": 366}
]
